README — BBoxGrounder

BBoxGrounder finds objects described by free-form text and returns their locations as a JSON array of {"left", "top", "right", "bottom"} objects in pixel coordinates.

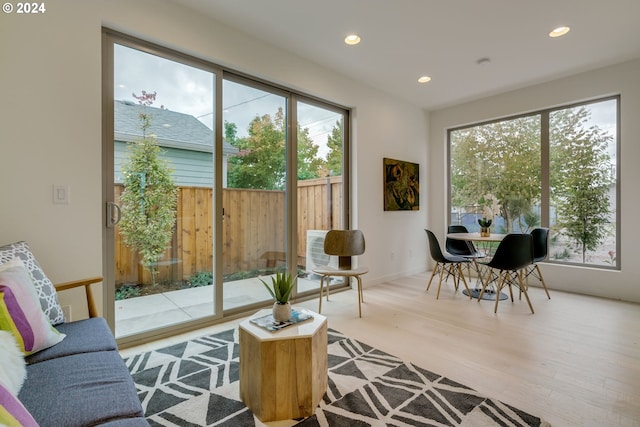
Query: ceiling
[{"left": 170, "top": 0, "right": 640, "bottom": 110}]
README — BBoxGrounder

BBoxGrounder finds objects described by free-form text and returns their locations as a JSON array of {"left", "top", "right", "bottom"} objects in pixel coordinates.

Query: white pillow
[
  {"left": 0, "top": 330, "right": 27, "bottom": 396},
  {"left": 0, "top": 258, "right": 66, "bottom": 355}
]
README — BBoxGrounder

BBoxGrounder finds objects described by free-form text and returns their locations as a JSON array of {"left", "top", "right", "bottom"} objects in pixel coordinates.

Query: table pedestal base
[{"left": 463, "top": 288, "right": 508, "bottom": 301}]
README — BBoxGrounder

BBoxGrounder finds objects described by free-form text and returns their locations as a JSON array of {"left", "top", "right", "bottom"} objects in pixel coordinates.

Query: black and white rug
[{"left": 124, "top": 328, "right": 550, "bottom": 427}]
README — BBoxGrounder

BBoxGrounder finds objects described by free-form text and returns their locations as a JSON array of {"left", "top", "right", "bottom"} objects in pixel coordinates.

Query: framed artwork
[{"left": 383, "top": 158, "right": 420, "bottom": 211}]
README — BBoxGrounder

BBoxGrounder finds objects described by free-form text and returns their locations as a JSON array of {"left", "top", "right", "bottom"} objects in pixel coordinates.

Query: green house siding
[
  {"left": 114, "top": 101, "right": 236, "bottom": 188},
  {"left": 115, "top": 141, "right": 214, "bottom": 187}
]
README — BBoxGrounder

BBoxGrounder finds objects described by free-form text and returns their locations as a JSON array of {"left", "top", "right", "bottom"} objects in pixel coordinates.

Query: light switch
[{"left": 53, "top": 184, "right": 70, "bottom": 204}]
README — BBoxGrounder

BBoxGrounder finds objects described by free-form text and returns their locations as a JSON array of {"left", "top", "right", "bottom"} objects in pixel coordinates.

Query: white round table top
[{"left": 446, "top": 232, "right": 507, "bottom": 242}]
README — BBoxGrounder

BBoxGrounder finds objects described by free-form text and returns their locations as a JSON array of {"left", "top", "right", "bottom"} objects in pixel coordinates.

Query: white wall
[
  {"left": 0, "top": 0, "right": 428, "bottom": 313},
  {"left": 429, "top": 58, "right": 640, "bottom": 303}
]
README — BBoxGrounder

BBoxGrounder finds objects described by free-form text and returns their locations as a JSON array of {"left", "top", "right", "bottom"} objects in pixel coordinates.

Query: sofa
[{"left": 0, "top": 241, "right": 148, "bottom": 427}]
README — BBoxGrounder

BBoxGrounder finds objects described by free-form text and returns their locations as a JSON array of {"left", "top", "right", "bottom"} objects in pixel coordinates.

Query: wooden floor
[{"left": 120, "top": 272, "right": 640, "bottom": 427}]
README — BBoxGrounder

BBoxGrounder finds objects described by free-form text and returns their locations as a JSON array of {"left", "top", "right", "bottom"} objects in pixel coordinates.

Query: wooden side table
[{"left": 239, "top": 309, "right": 328, "bottom": 422}]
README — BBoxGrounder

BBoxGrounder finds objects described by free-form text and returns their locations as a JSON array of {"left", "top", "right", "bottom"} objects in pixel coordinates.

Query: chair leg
[
  {"left": 318, "top": 276, "right": 325, "bottom": 313},
  {"left": 494, "top": 272, "right": 507, "bottom": 313},
  {"left": 447, "top": 264, "right": 459, "bottom": 291},
  {"left": 518, "top": 273, "right": 535, "bottom": 314},
  {"left": 356, "top": 276, "right": 363, "bottom": 318},
  {"left": 457, "top": 264, "right": 472, "bottom": 299},
  {"left": 426, "top": 264, "right": 440, "bottom": 291},
  {"left": 436, "top": 265, "right": 445, "bottom": 299},
  {"left": 508, "top": 281, "right": 514, "bottom": 302},
  {"left": 507, "top": 272, "right": 515, "bottom": 302},
  {"left": 477, "top": 267, "right": 493, "bottom": 301},
  {"left": 535, "top": 265, "right": 551, "bottom": 299}
]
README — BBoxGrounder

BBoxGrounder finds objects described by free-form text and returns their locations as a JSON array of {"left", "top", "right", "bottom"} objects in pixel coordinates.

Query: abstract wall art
[{"left": 383, "top": 157, "right": 419, "bottom": 211}]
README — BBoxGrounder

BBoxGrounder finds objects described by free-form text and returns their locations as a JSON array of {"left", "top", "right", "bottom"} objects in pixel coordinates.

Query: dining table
[{"left": 445, "top": 232, "right": 508, "bottom": 301}]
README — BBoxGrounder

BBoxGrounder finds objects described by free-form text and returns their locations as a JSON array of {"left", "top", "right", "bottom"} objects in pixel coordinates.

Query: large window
[
  {"left": 449, "top": 96, "right": 619, "bottom": 269},
  {"left": 104, "top": 29, "right": 349, "bottom": 341}
]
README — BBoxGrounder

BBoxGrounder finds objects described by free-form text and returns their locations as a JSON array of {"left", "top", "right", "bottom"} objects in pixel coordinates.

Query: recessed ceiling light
[
  {"left": 344, "top": 34, "right": 361, "bottom": 45},
  {"left": 418, "top": 76, "right": 431, "bottom": 83},
  {"left": 549, "top": 26, "right": 570, "bottom": 38}
]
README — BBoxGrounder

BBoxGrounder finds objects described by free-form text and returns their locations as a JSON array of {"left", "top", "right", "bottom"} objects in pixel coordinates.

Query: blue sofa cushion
[
  {"left": 25, "top": 317, "right": 117, "bottom": 364},
  {"left": 19, "top": 350, "right": 145, "bottom": 427}
]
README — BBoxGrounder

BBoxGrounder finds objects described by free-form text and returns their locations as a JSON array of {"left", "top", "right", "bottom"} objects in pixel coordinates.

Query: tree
[
  {"left": 325, "top": 120, "right": 343, "bottom": 176},
  {"left": 297, "top": 123, "right": 324, "bottom": 180},
  {"left": 451, "top": 105, "right": 614, "bottom": 262},
  {"left": 119, "top": 93, "right": 177, "bottom": 286},
  {"left": 227, "top": 108, "right": 287, "bottom": 190},
  {"left": 227, "top": 107, "right": 324, "bottom": 189},
  {"left": 550, "top": 107, "right": 613, "bottom": 262},
  {"left": 450, "top": 115, "right": 540, "bottom": 231}
]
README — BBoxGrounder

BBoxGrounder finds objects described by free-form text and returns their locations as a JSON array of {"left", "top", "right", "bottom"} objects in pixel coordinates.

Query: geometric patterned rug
[{"left": 123, "top": 328, "right": 550, "bottom": 427}]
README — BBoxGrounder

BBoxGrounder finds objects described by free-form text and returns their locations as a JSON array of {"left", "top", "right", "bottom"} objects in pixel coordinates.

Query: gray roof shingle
[{"left": 114, "top": 100, "right": 236, "bottom": 154}]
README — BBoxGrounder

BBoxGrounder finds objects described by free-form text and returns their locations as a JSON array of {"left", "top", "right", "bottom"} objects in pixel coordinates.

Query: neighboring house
[{"left": 114, "top": 100, "right": 238, "bottom": 187}]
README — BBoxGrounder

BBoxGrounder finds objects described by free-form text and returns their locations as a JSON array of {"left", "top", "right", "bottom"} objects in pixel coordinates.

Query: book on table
[{"left": 250, "top": 308, "right": 314, "bottom": 331}]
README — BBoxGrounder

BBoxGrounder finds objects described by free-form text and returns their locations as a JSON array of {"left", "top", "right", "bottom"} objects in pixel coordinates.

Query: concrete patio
[{"left": 114, "top": 275, "right": 323, "bottom": 338}]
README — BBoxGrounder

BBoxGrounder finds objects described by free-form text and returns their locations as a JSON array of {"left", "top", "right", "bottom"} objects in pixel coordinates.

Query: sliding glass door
[
  {"left": 110, "top": 41, "right": 217, "bottom": 338},
  {"left": 103, "top": 30, "right": 351, "bottom": 342}
]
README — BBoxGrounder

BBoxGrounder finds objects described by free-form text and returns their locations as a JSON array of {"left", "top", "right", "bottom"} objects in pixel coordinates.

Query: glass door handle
[{"left": 106, "top": 202, "right": 121, "bottom": 228}]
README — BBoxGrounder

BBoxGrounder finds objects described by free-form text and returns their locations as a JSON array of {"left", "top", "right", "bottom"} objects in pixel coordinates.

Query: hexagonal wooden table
[{"left": 239, "top": 309, "right": 327, "bottom": 422}]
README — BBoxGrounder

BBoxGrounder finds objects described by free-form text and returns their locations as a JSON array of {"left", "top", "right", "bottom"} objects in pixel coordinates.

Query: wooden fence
[{"left": 114, "top": 176, "right": 342, "bottom": 285}]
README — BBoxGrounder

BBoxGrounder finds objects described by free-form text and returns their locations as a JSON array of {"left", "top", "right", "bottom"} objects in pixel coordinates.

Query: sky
[
  {"left": 114, "top": 44, "right": 341, "bottom": 158},
  {"left": 114, "top": 43, "right": 616, "bottom": 161}
]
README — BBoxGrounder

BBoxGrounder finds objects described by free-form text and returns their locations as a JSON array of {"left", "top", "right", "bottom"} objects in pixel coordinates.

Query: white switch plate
[{"left": 53, "top": 184, "right": 70, "bottom": 204}]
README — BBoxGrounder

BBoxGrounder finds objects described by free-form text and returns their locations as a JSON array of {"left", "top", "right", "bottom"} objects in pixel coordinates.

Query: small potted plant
[
  {"left": 478, "top": 193, "right": 499, "bottom": 237},
  {"left": 478, "top": 217, "right": 492, "bottom": 237},
  {"left": 259, "top": 270, "right": 295, "bottom": 322}
]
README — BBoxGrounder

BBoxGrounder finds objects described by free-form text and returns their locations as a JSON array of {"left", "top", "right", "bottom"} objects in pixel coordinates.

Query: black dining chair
[
  {"left": 424, "top": 229, "right": 472, "bottom": 299},
  {"left": 446, "top": 224, "right": 485, "bottom": 281},
  {"left": 477, "top": 233, "right": 535, "bottom": 313},
  {"left": 521, "top": 227, "right": 551, "bottom": 299}
]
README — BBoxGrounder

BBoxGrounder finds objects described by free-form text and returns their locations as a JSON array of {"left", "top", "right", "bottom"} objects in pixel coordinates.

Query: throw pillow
[
  {"left": 0, "top": 241, "right": 65, "bottom": 325},
  {"left": 0, "top": 331, "right": 26, "bottom": 396},
  {"left": 0, "top": 258, "right": 65, "bottom": 355},
  {"left": 0, "top": 382, "right": 38, "bottom": 427}
]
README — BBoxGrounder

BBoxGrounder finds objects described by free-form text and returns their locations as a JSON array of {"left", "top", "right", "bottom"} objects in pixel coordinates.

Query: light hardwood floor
[{"left": 120, "top": 272, "right": 640, "bottom": 427}]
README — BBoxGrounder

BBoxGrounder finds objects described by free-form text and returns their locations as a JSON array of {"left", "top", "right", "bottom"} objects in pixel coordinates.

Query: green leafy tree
[
  {"left": 297, "top": 123, "right": 324, "bottom": 180},
  {"left": 325, "top": 120, "right": 343, "bottom": 176},
  {"left": 224, "top": 121, "right": 238, "bottom": 146},
  {"left": 227, "top": 107, "right": 323, "bottom": 189},
  {"left": 549, "top": 107, "right": 613, "bottom": 262},
  {"left": 451, "top": 105, "right": 614, "bottom": 261},
  {"left": 227, "top": 108, "right": 286, "bottom": 189},
  {"left": 450, "top": 116, "right": 540, "bottom": 231},
  {"left": 119, "top": 92, "right": 177, "bottom": 286}
]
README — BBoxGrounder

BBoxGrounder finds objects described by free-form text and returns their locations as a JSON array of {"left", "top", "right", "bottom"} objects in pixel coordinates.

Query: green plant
[
  {"left": 115, "top": 284, "right": 141, "bottom": 300},
  {"left": 187, "top": 271, "right": 213, "bottom": 288},
  {"left": 259, "top": 270, "right": 295, "bottom": 304},
  {"left": 478, "top": 217, "right": 492, "bottom": 228},
  {"left": 553, "top": 248, "right": 571, "bottom": 260},
  {"left": 119, "top": 95, "right": 178, "bottom": 287},
  {"left": 520, "top": 210, "right": 540, "bottom": 233}
]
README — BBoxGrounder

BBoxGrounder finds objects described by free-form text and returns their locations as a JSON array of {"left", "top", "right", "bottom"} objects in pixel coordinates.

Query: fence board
[{"left": 114, "top": 176, "right": 342, "bottom": 285}]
